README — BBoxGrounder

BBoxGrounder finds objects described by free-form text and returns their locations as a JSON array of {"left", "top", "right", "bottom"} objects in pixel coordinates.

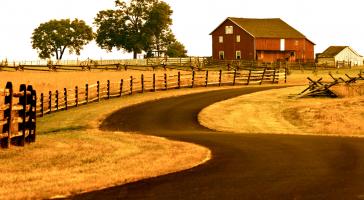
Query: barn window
[
  {"left": 225, "top": 26, "right": 233, "bottom": 34},
  {"left": 236, "top": 35, "right": 240, "bottom": 42},
  {"left": 219, "top": 51, "right": 225, "bottom": 60},
  {"left": 236, "top": 51, "right": 241, "bottom": 59},
  {"left": 280, "top": 39, "right": 285, "bottom": 51},
  {"left": 219, "top": 36, "right": 223, "bottom": 43}
]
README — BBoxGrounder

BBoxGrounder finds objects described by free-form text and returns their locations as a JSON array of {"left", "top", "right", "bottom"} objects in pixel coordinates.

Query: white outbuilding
[{"left": 317, "top": 46, "right": 363, "bottom": 67}]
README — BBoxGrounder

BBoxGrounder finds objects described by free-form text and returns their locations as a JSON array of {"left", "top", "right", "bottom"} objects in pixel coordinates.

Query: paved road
[{"left": 72, "top": 87, "right": 364, "bottom": 200}]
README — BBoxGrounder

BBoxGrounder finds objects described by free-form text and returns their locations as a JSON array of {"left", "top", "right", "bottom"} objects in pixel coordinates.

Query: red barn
[{"left": 210, "top": 17, "right": 315, "bottom": 62}]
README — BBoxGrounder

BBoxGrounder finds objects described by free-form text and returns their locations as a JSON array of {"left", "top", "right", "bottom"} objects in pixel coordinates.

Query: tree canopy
[
  {"left": 94, "top": 0, "right": 186, "bottom": 58},
  {"left": 166, "top": 41, "right": 187, "bottom": 57},
  {"left": 31, "top": 19, "right": 94, "bottom": 60}
]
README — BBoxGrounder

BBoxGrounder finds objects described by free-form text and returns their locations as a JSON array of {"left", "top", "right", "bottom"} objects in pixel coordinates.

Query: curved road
[{"left": 72, "top": 87, "right": 364, "bottom": 200}]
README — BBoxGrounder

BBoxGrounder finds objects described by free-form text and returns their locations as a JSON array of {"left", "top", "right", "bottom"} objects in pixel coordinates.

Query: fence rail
[
  {"left": 1, "top": 57, "right": 346, "bottom": 72},
  {"left": 0, "top": 82, "right": 37, "bottom": 148},
  {"left": 0, "top": 57, "right": 209, "bottom": 72},
  {"left": 36, "top": 68, "right": 287, "bottom": 117}
]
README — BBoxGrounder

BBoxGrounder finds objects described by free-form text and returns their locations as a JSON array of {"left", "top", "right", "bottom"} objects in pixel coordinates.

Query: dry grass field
[
  {"left": 286, "top": 67, "right": 364, "bottom": 85},
  {"left": 0, "top": 70, "right": 174, "bottom": 95},
  {"left": 0, "top": 67, "right": 363, "bottom": 199},
  {"left": 199, "top": 85, "right": 364, "bottom": 136},
  {"left": 0, "top": 85, "right": 238, "bottom": 199}
]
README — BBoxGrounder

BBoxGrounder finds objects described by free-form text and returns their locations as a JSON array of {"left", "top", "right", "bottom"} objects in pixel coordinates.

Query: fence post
[
  {"left": 49, "top": 91, "right": 52, "bottom": 113},
  {"left": 85, "top": 84, "right": 89, "bottom": 104},
  {"left": 25, "top": 85, "right": 33, "bottom": 143},
  {"left": 120, "top": 79, "right": 123, "bottom": 97},
  {"left": 247, "top": 70, "right": 252, "bottom": 85},
  {"left": 260, "top": 68, "right": 267, "bottom": 85},
  {"left": 107, "top": 80, "right": 110, "bottom": 99},
  {"left": 130, "top": 76, "right": 133, "bottom": 95},
  {"left": 272, "top": 68, "right": 277, "bottom": 84},
  {"left": 219, "top": 70, "right": 222, "bottom": 86},
  {"left": 164, "top": 73, "right": 168, "bottom": 90},
  {"left": 178, "top": 71, "right": 181, "bottom": 89},
  {"left": 75, "top": 86, "right": 79, "bottom": 107},
  {"left": 192, "top": 71, "right": 195, "bottom": 88},
  {"left": 29, "top": 88, "right": 36, "bottom": 143},
  {"left": 19, "top": 84, "right": 27, "bottom": 146},
  {"left": 141, "top": 74, "right": 144, "bottom": 93},
  {"left": 285, "top": 68, "right": 288, "bottom": 83},
  {"left": 3, "top": 82, "right": 13, "bottom": 148},
  {"left": 55, "top": 90, "right": 59, "bottom": 111},
  {"left": 97, "top": 81, "right": 100, "bottom": 102},
  {"left": 153, "top": 74, "right": 156, "bottom": 91},
  {"left": 40, "top": 93, "right": 44, "bottom": 117},
  {"left": 64, "top": 88, "right": 68, "bottom": 110},
  {"left": 233, "top": 70, "right": 237, "bottom": 86},
  {"left": 205, "top": 70, "right": 209, "bottom": 87}
]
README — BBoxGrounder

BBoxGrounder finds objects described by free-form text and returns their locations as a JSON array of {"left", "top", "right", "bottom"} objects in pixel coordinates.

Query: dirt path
[{"left": 71, "top": 87, "right": 364, "bottom": 199}]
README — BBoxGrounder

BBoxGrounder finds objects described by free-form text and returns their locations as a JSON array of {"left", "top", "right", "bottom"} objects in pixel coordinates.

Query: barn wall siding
[
  {"left": 212, "top": 20, "right": 255, "bottom": 60},
  {"left": 256, "top": 38, "right": 280, "bottom": 50},
  {"left": 304, "top": 40, "right": 315, "bottom": 61},
  {"left": 255, "top": 38, "right": 315, "bottom": 62}
]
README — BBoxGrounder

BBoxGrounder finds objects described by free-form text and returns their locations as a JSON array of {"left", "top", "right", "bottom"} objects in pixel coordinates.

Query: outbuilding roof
[{"left": 317, "top": 46, "right": 356, "bottom": 58}]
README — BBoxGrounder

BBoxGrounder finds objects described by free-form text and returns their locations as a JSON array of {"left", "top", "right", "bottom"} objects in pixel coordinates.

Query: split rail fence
[
  {"left": 0, "top": 57, "right": 208, "bottom": 72},
  {"left": 0, "top": 82, "right": 37, "bottom": 148},
  {"left": 36, "top": 68, "right": 287, "bottom": 116}
]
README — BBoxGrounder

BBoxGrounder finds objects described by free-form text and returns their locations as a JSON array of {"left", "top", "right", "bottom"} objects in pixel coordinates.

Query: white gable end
[{"left": 335, "top": 47, "right": 363, "bottom": 66}]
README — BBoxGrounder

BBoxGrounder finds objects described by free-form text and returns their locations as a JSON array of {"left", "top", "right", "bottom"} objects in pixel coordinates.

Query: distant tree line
[{"left": 31, "top": 0, "right": 187, "bottom": 60}]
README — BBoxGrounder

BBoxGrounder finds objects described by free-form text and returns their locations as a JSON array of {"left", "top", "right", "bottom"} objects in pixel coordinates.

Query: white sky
[{"left": 1, "top": 0, "right": 364, "bottom": 61}]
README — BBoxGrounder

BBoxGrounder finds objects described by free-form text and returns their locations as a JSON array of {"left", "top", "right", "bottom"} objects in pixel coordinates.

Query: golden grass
[
  {"left": 0, "top": 68, "right": 362, "bottom": 198},
  {"left": 1, "top": 71, "right": 248, "bottom": 199},
  {"left": 199, "top": 86, "right": 364, "bottom": 136},
  {"left": 0, "top": 70, "right": 173, "bottom": 95},
  {"left": 283, "top": 95, "right": 364, "bottom": 135},
  {"left": 199, "top": 86, "right": 306, "bottom": 135},
  {"left": 286, "top": 68, "right": 364, "bottom": 85},
  {"left": 0, "top": 130, "right": 209, "bottom": 200}
]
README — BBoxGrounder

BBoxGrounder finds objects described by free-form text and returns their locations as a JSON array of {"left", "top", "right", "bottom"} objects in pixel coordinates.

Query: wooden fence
[
  {"left": 0, "top": 57, "right": 208, "bottom": 72},
  {"left": 36, "top": 68, "right": 287, "bottom": 116},
  {"left": 0, "top": 82, "right": 37, "bottom": 148},
  {"left": 2, "top": 57, "right": 362, "bottom": 72}
]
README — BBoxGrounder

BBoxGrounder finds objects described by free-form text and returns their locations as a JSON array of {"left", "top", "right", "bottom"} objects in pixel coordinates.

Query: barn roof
[
  {"left": 317, "top": 46, "right": 362, "bottom": 58},
  {"left": 229, "top": 17, "right": 306, "bottom": 39},
  {"left": 211, "top": 17, "right": 314, "bottom": 43}
]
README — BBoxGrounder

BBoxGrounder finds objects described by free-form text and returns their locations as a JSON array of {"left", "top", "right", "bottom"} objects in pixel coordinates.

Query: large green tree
[
  {"left": 94, "top": 0, "right": 183, "bottom": 58},
  {"left": 166, "top": 41, "right": 187, "bottom": 57},
  {"left": 144, "top": 1, "right": 174, "bottom": 57},
  {"left": 31, "top": 19, "right": 94, "bottom": 60}
]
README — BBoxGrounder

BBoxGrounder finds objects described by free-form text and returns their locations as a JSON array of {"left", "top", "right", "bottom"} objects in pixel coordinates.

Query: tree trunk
[
  {"left": 133, "top": 51, "right": 137, "bottom": 59},
  {"left": 59, "top": 46, "right": 67, "bottom": 60},
  {"left": 55, "top": 49, "right": 59, "bottom": 60}
]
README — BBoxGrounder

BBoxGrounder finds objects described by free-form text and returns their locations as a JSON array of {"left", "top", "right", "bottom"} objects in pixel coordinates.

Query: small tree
[
  {"left": 166, "top": 41, "right": 187, "bottom": 57},
  {"left": 31, "top": 19, "right": 94, "bottom": 60}
]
